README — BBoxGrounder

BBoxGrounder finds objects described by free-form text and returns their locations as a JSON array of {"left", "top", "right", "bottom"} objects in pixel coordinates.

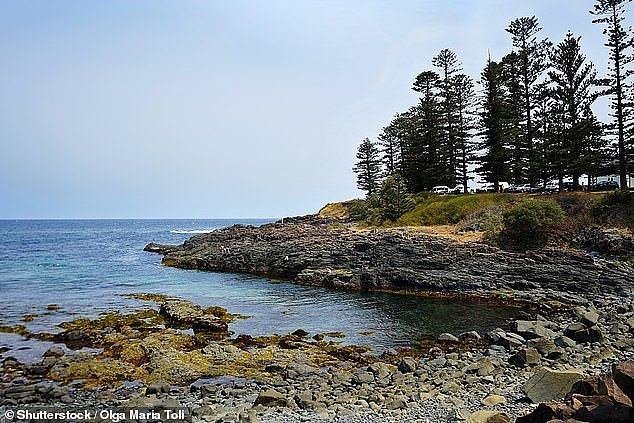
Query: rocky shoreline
[
  {"left": 144, "top": 216, "right": 633, "bottom": 304},
  {"left": 1, "top": 217, "right": 633, "bottom": 422},
  {"left": 1, "top": 293, "right": 633, "bottom": 422}
]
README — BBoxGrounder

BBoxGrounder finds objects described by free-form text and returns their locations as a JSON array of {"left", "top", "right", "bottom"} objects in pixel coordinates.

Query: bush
[
  {"left": 591, "top": 189, "right": 634, "bottom": 230},
  {"left": 498, "top": 200, "right": 565, "bottom": 248}
]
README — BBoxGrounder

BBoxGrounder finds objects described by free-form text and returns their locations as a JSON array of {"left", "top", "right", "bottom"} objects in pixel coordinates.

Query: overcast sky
[{"left": 0, "top": 0, "right": 622, "bottom": 218}]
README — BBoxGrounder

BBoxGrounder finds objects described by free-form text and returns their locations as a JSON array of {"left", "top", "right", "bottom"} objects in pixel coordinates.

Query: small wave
[{"left": 170, "top": 229, "right": 217, "bottom": 234}]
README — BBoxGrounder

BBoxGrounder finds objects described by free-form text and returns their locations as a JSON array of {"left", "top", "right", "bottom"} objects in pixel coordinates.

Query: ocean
[{"left": 0, "top": 219, "right": 516, "bottom": 362}]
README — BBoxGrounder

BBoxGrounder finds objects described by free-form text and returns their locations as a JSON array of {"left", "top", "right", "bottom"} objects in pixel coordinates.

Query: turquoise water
[{"left": 0, "top": 219, "right": 517, "bottom": 361}]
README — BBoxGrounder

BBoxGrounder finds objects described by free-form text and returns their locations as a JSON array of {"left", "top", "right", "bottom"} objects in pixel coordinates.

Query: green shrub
[
  {"left": 347, "top": 199, "right": 370, "bottom": 221},
  {"left": 591, "top": 189, "right": 634, "bottom": 230},
  {"left": 499, "top": 200, "right": 565, "bottom": 248}
]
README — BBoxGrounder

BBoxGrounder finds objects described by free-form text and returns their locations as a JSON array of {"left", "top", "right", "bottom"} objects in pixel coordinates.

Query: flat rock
[
  {"left": 254, "top": 389, "right": 287, "bottom": 407},
  {"left": 523, "top": 367, "right": 584, "bottom": 403},
  {"left": 481, "top": 394, "right": 506, "bottom": 406}
]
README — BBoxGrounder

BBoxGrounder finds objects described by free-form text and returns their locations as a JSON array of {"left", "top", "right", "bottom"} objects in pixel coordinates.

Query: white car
[{"left": 432, "top": 185, "right": 451, "bottom": 195}]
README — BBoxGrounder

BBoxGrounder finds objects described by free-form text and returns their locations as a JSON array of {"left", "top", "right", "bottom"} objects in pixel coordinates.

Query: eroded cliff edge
[{"left": 145, "top": 215, "right": 633, "bottom": 303}]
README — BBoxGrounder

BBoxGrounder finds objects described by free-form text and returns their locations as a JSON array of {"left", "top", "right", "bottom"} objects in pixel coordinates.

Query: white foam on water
[{"left": 170, "top": 229, "right": 217, "bottom": 234}]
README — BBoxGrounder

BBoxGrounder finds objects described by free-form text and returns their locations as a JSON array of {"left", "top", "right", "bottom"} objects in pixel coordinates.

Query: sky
[{"left": 0, "top": 0, "right": 623, "bottom": 218}]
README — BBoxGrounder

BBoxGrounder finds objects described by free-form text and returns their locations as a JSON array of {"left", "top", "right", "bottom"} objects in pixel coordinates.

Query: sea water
[{"left": 0, "top": 219, "right": 517, "bottom": 362}]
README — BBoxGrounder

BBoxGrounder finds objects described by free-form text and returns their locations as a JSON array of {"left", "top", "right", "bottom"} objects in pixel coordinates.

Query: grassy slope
[{"left": 319, "top": 191, "right": 630, "bottom": 230}]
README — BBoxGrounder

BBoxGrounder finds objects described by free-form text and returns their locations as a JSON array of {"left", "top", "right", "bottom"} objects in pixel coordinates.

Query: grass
[{"left": 396, "top": 193, "right": 517, "bottom": 226}]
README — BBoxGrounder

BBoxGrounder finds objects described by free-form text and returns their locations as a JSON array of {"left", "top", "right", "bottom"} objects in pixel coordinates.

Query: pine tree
[
  {"left": 537, "top": 89, "right": 568, "bottom": 191},
  {"left": 378, "top": 174, "right": 415, "bottom": 221},
  {"left": 548, "top": 32, "right": 601, "bottom": 190},
  {"left": 432, "top": 49, "right": 462, "bottom": 185},
  {"left": 353, "top": 138, "right": 382, "bottom": 196},
  {"left": 409, "top": 70, "right": 448, "bottom": 190},
  {"left": 454, "top": 73, "right": 476, "bottom": 193},
  {"left": 501, "top": 52, "right": 528, "bottom": 184},
  {"left": 478, "top": 57, "right": 511, "bottom": 191},
  {"left": 377, "top": 124, "right": 401, "bottom": 177},
  {"left": 506, "top": 16, "right": 552, "bottom": 187},
  {"left": 591, "top": 0, "right": 633, "bottom": 188}
]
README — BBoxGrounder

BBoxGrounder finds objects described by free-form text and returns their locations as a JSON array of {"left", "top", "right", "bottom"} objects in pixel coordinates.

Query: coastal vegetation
[
  {"left": 353, "top": 1, "right": 633, "bottom": 197},
  {"left": 321, "top": 190, "right": 632, "bottom": 254}
]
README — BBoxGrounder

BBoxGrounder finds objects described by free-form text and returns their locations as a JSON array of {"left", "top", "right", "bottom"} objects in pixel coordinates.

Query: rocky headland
[{"left": 144, "top": 215, "right": 633, "bottom": 304}]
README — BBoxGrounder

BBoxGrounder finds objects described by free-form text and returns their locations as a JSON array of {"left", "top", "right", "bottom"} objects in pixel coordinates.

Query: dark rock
[
  {"left": 528, "top": 338, "right": 564, "bottom": 360},
  {"left": 146, "top": 381, "right": 171, "bottom": 395},
  {"left": 569, "top": 374, "right": 632, "bottom": 407},
  {"left": 144, "top": 216, "right": 633, "bottom": 297},
  {"left": 570, "top": 394, "right": 634, "bottom": 423},
  {"left": 459, "top": 330, "right": 482, "bottom": 340},
  {"left": 291, "top": 329, "right": 309, "bottom": 337},
  {"left": 264, "top": 364, "right": 285, "bottom": 373},
  {"left": 516, "top": 402, "right": 575, "bottom": 423},
  {"left": 510, "top": 346, "right": 540, "bottom": 367},
  {"left": 192, "top": 316, "right": 228, "bottom": 333},
  {"left": 579, "top": 310, "right": 599, "bottom": 328},
  {"left": 397, "top": 357, "right": 416, "bottom": 373},
  {"left": 43, "top": 346, "right": 65, "bottom": 358},
  {"left": 564, "top": 323, "right": 603, "bottom": 343}
]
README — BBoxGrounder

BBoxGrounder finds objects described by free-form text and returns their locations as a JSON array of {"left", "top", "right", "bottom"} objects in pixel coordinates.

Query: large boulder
[
  {"left": 613, "top": 361, "right": 634, "bottom": 405},
  {"left": 510, "top": 347, "right": 540, "bottom": 367},
  {"left": 569, "top": 374, "right": 632, "bottom": 407},
  {"left": 254, "top": 389, "right": 288, "bottom": 407},
  {"left": 512, "top": 320, "right": 556, "bottom": 340},
  {"left": 563, "top": 323, "right": 603, "bottom": 343},
  {"left": 523, "top": 367, "right": 584, "bottom": 403},
  {"left": 159, "top": 299, "right": 203, "bottom": 326},
  {"left": 515, "top": 402, "right": 574, "bottom": 423}
]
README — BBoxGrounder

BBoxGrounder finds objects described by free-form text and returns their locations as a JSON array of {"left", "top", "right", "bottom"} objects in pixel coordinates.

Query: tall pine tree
[
  {"left": 454, "top": 73, "right": 477, "bottom": 192},
  {"left": 478, "top": 57, "right": 511, "bottom": 191},
  {"left": 548, "top": 32, "right": 601, "bottom": 190},
  {"left": 353, "top": 138, "right": 382, "bottom": 196},
  {"left": 506, "top": 16, "right": 551, "bottom": 186},
  {"left": 432, "top": 49, "right": 462, "bottom": 185},
  {"left": 591, "top": 0, "right": 633, "bottom": 188}
]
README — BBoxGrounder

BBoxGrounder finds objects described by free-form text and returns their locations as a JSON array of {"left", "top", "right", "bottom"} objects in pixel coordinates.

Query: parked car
[
  {"left": 476, "top": 182, "right": 509, "bottom": 193},
  {"left": 432, "top": 185, "right": 451, "bottom": 195},
  {"left": 517, "top": 184, "right": 532, "bottom": 193},
  {"left": 545, "top": 182, "right": 559, "bottom": 193},
  {"left": 450, "top": 185, "right": 471, "bottom": 194},
  {"left": 476, "top": 183, "right": 494, "bottom": 193},
  {"left": 590, "top": 180, "right": 619, "bottom": 191}
]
